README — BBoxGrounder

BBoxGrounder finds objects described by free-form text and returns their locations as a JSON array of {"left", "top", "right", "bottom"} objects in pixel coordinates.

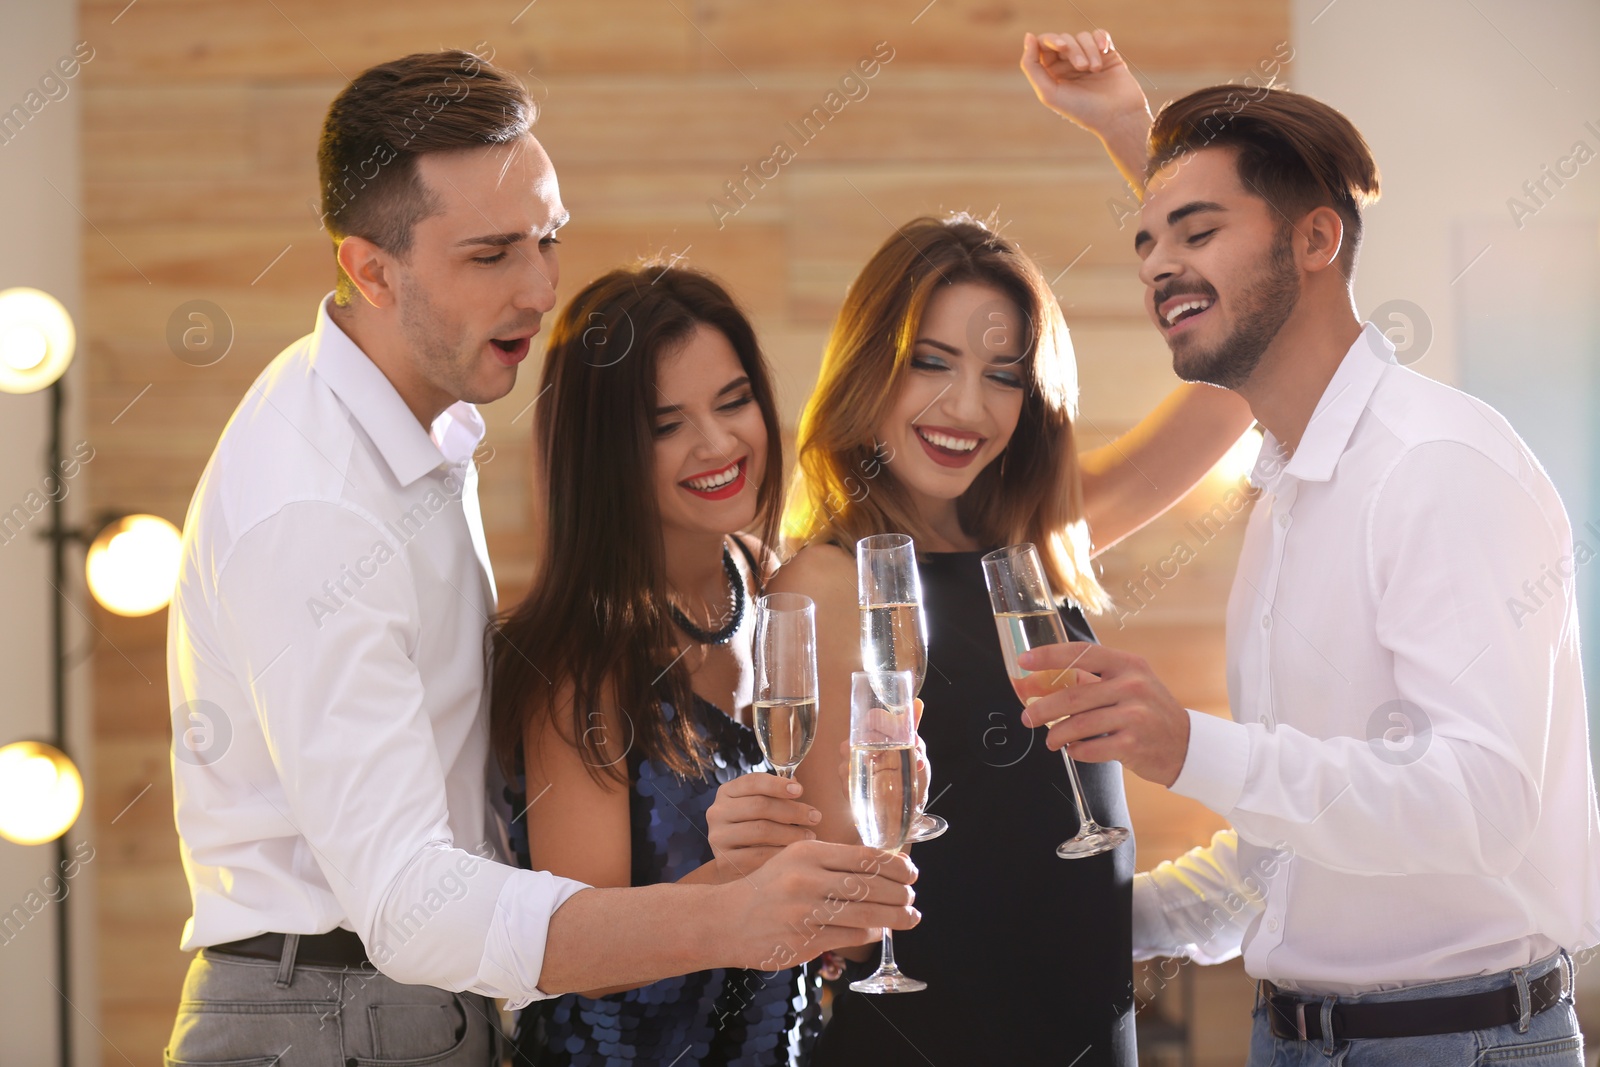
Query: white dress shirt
[
  {"left": 168, "top": 294, "right": 587, "bottom": 1008},
  {"left": 1133, "top": 322, "right": 1600, "bottom": 992}
]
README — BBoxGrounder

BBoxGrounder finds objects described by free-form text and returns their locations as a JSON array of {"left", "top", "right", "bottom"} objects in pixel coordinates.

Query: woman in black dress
[{"left": 769, "top": 215, "right": 1253, "bottom": 1065}]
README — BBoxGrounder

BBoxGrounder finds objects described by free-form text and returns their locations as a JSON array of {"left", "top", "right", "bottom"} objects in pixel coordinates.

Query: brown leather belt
[
  {"left": 207, "top": 928, "right": 374, "bottom": 970},
  {"left": 1263, "top": 967, "right": 1564, "bottom": 1041}
]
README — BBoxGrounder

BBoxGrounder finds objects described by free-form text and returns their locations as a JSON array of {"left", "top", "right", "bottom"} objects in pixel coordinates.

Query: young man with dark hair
[
  {"left": 1019, "top": 29, "right": 1597, "bottom": 1064},
  {"left": 164, "top": 49, "right": 917, "bottom": 1063}
]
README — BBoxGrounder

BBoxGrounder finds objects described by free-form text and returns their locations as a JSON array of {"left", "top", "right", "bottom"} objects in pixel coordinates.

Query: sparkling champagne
[
  {"left": 994, "top": 609, "right": 1077, "bottom": 705},
  {"left": 860, "top": 602, "right": 928, "bottom": 694},
  {"left": 848, "top": 742, "right": 916, "bottom": 850},
  {"left": 983, "top": 544, "right": 1130, "bottom": 859},
  {"left": 753, "top": 697, "right": 818, "bottom": 773}
]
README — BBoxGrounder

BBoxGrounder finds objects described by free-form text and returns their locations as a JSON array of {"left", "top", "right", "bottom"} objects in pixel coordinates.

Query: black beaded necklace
[{"left": 669, "top": 543, "right": 745, "bottom": 646}]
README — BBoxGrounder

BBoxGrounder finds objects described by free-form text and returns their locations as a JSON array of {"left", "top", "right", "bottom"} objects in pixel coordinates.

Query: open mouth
[
  {"left": 489, "top": 336, "right": 532, "bottom": 365},
  {"left": 914, "top": 426, "right": 984, "bottom": 468},
  {"left": 1159, "top": 294, "right": 1215, "bottom": 335},
  {"left": 680, "top": 457, "right": 747, "bottom": 500}
]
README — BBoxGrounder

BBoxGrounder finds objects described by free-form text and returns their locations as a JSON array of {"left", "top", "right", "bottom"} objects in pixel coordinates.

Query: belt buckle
[{"left": 1295, "top": 1002, "right": 1309, "bottom": 1041}]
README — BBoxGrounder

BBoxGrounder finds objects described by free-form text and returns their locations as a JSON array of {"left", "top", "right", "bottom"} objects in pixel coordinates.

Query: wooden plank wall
[{"left": 80, "top": 1, "right": 1287, "bottom": 1060}]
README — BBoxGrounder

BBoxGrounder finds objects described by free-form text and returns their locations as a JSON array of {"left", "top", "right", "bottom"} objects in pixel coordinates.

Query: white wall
[
  {"left": 1292, "top": 0, "right": 1600, "bottom": 379},
  {"left": 0, "top": 1, "right": 95, "bottom": 1063}
]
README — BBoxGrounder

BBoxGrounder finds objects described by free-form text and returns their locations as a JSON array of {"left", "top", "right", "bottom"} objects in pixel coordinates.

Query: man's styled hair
[
  {"left": 1148, "top": 86, "right": 1380, "bottom": 276},
  {"left": 317, "top": 49, "right": 535, "bottom": 305}
]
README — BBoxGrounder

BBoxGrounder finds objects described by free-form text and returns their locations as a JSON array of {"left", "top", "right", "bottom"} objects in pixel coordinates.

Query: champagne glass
[
  {"left": 846, "top": 669, "right": 926, "bottom": 994},
  {"left": 981, "top": 543, "right": 1130, "bottom": 859},
  {"left": 856, "top": 534, "right": 947, "bottom": 842},
  {"left": 752, "top": 593, "right": 819, "bottom": 778}
]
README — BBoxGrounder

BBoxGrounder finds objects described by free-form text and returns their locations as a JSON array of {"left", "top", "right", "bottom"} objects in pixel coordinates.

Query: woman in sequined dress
[{"left": 488, "top": 266, "right": 832, "bottom": 1065}]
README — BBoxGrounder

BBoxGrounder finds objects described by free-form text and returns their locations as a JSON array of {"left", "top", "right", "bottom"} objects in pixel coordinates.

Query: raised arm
[
  {"left": 1020, "top": 29, "right": 1153, "bottom": 195},
  {"left": 1021, "top": 27, "right": 1256, "bottom": 553},
  {"left": 1079, "top": 386, "right": 1256, "bottom": 555}
]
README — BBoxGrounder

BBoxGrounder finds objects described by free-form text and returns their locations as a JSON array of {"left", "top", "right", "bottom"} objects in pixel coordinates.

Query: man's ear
[
  {"left": 1296, "top": 206, "right": 1345, "bottom": 275},
  {"left": 336, "top": 235, "right": 399, "bottom": 309}
]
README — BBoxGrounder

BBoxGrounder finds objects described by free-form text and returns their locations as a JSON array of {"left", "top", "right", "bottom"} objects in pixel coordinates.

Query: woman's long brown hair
[
  {"left": 490, "top": 266, "right": 784, "bottom": 784},
  {"left": 782, "top": 214, "right": 1108, "bottom": 611}
]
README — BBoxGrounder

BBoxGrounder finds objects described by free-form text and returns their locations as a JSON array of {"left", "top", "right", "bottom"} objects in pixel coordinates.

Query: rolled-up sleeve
[{"left": 213, "top": 500, "right": 588, "bottom": 1001}]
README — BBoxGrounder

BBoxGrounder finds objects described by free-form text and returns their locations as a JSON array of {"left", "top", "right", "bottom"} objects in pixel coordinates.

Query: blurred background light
[
  {"left": 0, "top": 741, "right": 83, "bottom": 845},
  {"left": 85, "top": 514, "right": 183, "bottom": 617},
  {"left": 0, "top": 288, "right": 75, "bottom": 395}
]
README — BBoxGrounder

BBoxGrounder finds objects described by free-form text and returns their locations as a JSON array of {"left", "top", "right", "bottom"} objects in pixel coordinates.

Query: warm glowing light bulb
[
  {"left": 0, "top": 324, "right": 48, "bottom": 371},
  {"left": 0, "top": 742, "right": 83, "bottom": 845},
  {"left": 0, "top": 288, "right": 75, "bottom": 394},
  {"left": 86, "top": 514, "right": 183, "bottom": 617}
]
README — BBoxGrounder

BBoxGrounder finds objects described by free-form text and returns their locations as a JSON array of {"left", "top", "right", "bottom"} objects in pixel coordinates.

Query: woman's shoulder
[
  {"left": 767, "top": 539, "right": 854, "bottom": 599},
  {"left": 729, "top": 531, "right": 779, "bottom": 585}
]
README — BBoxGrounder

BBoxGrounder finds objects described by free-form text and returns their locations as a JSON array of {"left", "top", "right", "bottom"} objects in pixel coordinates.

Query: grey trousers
[{"left": 164, "top": 937, "right": 499, "bottom": 1066}]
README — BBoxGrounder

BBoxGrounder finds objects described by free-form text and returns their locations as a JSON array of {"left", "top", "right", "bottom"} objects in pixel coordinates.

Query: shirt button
[
  {"left": 1267, "top": 918, "right": 1280, "bottom": 932},
  {"left": 1278, "top": 514, "right": 1291, "bottom": 528},
  {"left": 1261, "top": 615, "right": 1273, "bottom": 629}
]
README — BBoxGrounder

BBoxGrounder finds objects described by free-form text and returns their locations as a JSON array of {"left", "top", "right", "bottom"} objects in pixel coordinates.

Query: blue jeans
[
  {"left": 1249, "top": 952, "right": 1584, "bottom": 1066},
  {"left": 164, "top": 939, "right": 498, "bottom": 1065}
]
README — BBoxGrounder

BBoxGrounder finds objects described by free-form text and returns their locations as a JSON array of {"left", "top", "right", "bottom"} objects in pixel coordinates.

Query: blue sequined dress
[{"left": 506, "top": 692, "right": 822, "bottom": 1066}]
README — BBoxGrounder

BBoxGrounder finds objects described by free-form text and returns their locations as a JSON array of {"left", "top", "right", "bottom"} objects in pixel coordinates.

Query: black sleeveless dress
[
  {"left": 506, "top": 693, "right": 822, "bottom": 1064},
  {"left": 815, "top": 549, "right": 1136, "bottom": 1067}
]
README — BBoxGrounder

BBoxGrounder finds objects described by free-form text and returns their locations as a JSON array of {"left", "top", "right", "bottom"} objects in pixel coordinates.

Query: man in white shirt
[
  {"left": 164, "top": 49, "right": 918, "bottom": 1064},
  {"left": 1018, "top": 30, "right": 1599, "bottom": 1064}
]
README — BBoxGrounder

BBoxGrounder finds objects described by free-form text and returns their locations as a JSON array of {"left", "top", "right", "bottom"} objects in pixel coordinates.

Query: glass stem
[
  {"left": 1060, "top": 746, "right": 1101, "bottom": 831},
  {"left": 879, "top": 931, "right": 898, "bottom": 974}
]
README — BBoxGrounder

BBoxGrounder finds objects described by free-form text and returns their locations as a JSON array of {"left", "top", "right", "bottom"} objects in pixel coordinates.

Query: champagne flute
[
  {"left": 981, "top": 543, "right": 1130, "bottom": 859},
  {"left": 846, "top": 669, "right": 926, "bottom": 994},
  {"left": 856, "top": 534, "right": 947, "bottom": 842},
  {"left": 752, "top": 592, "right": 819, "bottom": 778}
]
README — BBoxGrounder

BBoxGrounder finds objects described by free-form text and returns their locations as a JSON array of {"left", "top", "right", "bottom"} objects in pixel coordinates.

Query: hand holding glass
[{"left": 981, "top": 544, "right": 1130, "bottom": 859}]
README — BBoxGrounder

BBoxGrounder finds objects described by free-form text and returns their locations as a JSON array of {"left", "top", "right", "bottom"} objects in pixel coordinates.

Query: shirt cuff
[
  {"left": 483, "top": 870, "right": 591, "bottom": 1012},
  {"left": 1170, "top": 708, "right": 1250, "bottom": 816}
]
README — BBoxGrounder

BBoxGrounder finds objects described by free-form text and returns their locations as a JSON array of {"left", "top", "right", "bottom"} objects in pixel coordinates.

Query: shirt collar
[
  {"left": 1250, "top": 321, "right": 1394, "bottom": 490},
  {"left": 308, "top": 294, "right": 486, "bottom": 487}
]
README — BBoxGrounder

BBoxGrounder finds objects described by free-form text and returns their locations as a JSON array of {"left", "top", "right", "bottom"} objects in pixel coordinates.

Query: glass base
[
  {"left": 905, "top": 812, "right": 948, "bottom": 843},
  {"left": 849, "top": 967, "right": 928, "bottom": 994},
  {"left": 1055, "top": 823, "right": 1130, "bottom": 859}
]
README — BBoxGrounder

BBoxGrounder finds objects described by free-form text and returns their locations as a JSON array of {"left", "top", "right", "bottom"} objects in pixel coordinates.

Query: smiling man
[
  {"left": 164, "top": 50, "right": 917, "bottom": 1063},
  {"left": 1022, "top": 30, "right": 1599, "bottom": 1065}
]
